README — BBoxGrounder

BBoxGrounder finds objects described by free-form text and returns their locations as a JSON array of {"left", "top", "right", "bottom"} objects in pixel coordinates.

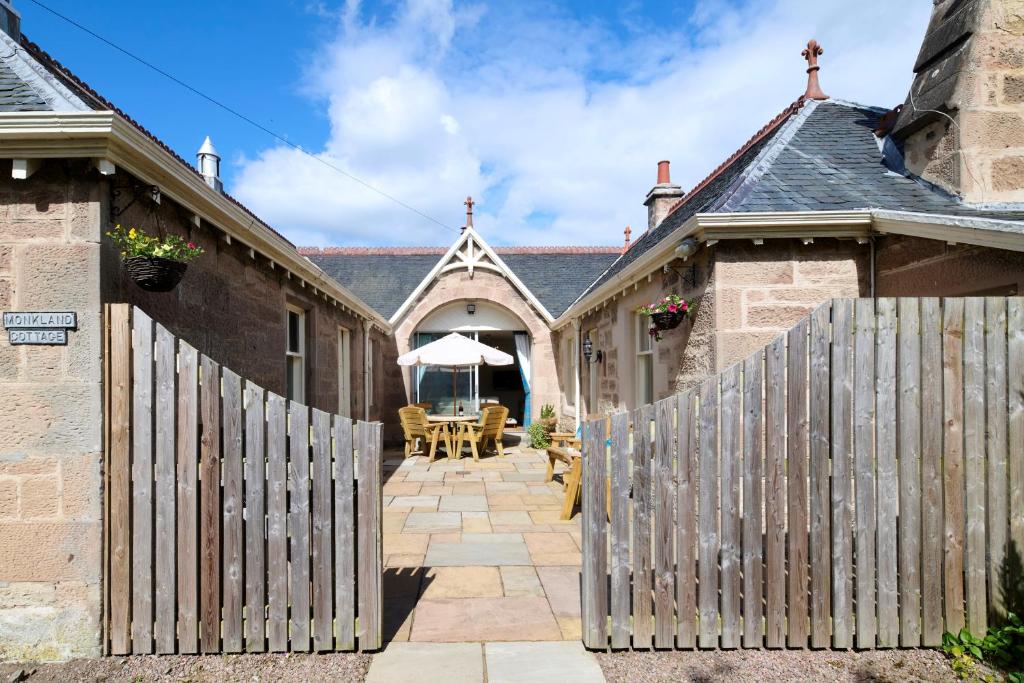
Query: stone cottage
[{"left": 0, "top": 0, "right": 1022, "bottom": 662}]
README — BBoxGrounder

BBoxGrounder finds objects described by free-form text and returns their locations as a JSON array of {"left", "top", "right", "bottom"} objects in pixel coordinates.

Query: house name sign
[{"left": 3, "top": 311, "right": 77, "bottom": 346}]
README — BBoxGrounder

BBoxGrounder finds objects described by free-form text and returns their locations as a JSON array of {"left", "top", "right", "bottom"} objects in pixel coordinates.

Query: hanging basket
[
  {"left": 124, "top": 256, "right": 188, "bottom": 292},
  {"left": 650, "top": 310, "right": 686, "bottom": 331}
]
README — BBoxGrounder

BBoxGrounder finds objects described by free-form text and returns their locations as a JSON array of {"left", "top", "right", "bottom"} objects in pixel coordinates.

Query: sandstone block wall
[
  {"left": 0, "top": 160, "right": 103, "bottom": 660},
  {"left": 875, "top": 234, "right": 1024, "bottom": 296}
]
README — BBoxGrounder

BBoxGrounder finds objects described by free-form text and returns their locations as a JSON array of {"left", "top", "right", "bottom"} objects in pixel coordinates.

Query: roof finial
[
  {"left": 623, "top": 225, "right": 632, "bottom": 253},
  {"left": 464, "top": 196, "right": 474, "bottom": 230},
  {"left": 801, "top": 39, "right": 827, "bottom": 101}
]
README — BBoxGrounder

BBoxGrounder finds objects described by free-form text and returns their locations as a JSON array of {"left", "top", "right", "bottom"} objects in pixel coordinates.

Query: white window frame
[
  {"left": 338, "top": 326, "right": 351, "bottom": 418},
  {"left": 286, "top": 305, "right": 306, "bottom": 403},
  {"left": 635, "top": 314, "right": 654, "bottom": 406}
]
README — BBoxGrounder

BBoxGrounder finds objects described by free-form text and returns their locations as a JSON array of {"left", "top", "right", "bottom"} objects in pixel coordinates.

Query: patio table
[{"left": 426, "top": 415, "right": 477, "bottom": 459}]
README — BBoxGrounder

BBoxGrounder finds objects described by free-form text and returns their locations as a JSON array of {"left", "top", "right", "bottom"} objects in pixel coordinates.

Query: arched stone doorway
[{"left": 410, "top": 300, "right": 533, "bottom": 426}]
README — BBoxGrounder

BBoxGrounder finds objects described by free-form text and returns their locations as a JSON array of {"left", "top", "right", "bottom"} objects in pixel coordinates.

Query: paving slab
[
  {"left": 461, "top": 532, "right": 523, "bottom": 544},
  {"left": 536, "top": 565, "right": 582, "bottom": 617},
  {"left": 500, "top": 565, "right": 545, "bottom": 597},
  {"left": 390, "top": 495, "right": 440, "bottom": 508},
  {"left": 367, "top": 642, "right": 484, "bottom": 683},
  {"left": 421, "top": 566, "right": 503, "bottom": 598},
  {"left": 424, "top": 541, "right": 532, "bottom": 566},
  {"left": 410, "top": 597, "right": 561, "bottom": 641},
  {"left": 404, "top": 511, "right": 462, "bottom": 533},
  {"left": 484, "top": 641, "right": 605, "bottom": 683},
  {"left": 438, "top": 494, "right": 489, "bottom": 512}
]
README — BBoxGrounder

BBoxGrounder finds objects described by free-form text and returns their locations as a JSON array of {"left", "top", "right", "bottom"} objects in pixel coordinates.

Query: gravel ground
[
  {"left": 595, "top": 648, "right": 966, "bottom": 683},
  {"left": 0, "top": 653, "right": 372, "bottom": 683}
]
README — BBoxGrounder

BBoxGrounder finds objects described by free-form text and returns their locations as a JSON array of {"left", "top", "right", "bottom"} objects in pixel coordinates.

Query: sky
[{"left": 18, "top": 0, "right": 931, "bottom": 247}]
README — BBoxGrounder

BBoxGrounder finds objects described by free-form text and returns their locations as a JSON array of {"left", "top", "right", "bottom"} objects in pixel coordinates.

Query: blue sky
[{"left": 18, "top": 1, "right": 930, "bottom": 247}]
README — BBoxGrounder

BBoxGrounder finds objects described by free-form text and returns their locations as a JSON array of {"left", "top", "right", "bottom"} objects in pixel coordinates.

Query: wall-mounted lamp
[
  {"left": 582, "top": 336, "right": 593, "bottom": 363},
  {"left": 466, "top": 303, "right": 476, "bottom": 315},
  {"left": 674, "top": 237, "right": 698, "bottom": 260}
]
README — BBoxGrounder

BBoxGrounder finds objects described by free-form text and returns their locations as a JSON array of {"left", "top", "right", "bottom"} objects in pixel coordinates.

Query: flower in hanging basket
[
  {"left": 638, "top": 294, "right": 689, "bottom": 340},
  {"left": 107, "top": 225, "right": 203, "bottom": 292}
]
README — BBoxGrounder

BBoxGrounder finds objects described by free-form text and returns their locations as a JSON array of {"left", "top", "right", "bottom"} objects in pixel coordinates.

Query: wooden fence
[
  {"left": 581, "top": 296, "right": 1023, "bottom": 650},
  {"left": 102, "top": 304, "right": 383, "bottom": 655}
]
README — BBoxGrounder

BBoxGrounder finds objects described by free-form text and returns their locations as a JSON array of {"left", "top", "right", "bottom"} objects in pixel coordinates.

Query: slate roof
[
  {"left": 581, "top": 97, "right": 1024, "bottom": 300},
  {"left": 0, "top": 60, "right": 48, "bottom": 110},
  {"left": 302, "top": 247, "right": 620, "bottom": 320}
]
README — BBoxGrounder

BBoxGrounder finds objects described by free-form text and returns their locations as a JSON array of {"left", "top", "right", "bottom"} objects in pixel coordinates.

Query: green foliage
[
  {"left": 539, "top": 404, "right": 556, "bottom": 420},
  {"left": 527, "top": 421, "right": 551, "bottom": 449},
  {"left": 942, "top": 613, "right": 1024, "bottom": 682},
  {"left": 107, "top": 225, "right": 204, "bottom": 262}
]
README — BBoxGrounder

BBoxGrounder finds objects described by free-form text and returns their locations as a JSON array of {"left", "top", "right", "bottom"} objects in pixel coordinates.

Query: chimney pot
[
  {"left": 196, "top": 135, "right": 223, "bottom": 192},
  {"left": 657, "top": 160, "right": 671, "bottom": 185},
  {"left": 0, "top": 1, "right": 21, "bottom": 42}
]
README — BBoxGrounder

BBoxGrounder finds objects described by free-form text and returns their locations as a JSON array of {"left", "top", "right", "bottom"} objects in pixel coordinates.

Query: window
[
  {"left": 635, "top": 314, "right": 653, "bottom": 406},
  {"left": 338, "top": 327, "right": 351, "bottom": 417},
  {"left": 286, "top": 306, "right": 305, "bottom": 403},
  {"left": 563, "top": 335, "right": 576, "bottom": 408}
]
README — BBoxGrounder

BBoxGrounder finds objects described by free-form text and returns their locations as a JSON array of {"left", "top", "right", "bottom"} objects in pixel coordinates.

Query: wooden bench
[{"left": 546, "top": 445, "right": 611, "bottom": 521}]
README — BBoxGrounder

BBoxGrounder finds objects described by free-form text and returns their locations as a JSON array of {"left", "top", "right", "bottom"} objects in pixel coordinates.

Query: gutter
[{"left": 0, "top": 111, "right": 392, "bottom": 331}]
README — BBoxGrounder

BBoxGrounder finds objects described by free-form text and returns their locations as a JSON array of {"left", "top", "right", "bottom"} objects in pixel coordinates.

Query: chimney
[
  {"left": 891, "top": 0, "right": 1024, "bottom": 203},
  {"left": 196, "top": 136, "right": 222, "bottom": 192},
  {"left": 0, "top": 1, "right": 20, "bottom": 42},
  {"left": 643, "top": 160, "right": 683, "bottom": 230}
]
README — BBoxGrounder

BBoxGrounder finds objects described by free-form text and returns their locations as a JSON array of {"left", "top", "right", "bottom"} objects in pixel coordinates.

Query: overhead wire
[{"left": 23, "top": 0, "right": 462, "bottom": 234}]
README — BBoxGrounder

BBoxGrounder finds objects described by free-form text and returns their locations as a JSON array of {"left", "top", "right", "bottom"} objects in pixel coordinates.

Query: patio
[{"left": 381, "top": 444, "right": 583, "bottom": 643}]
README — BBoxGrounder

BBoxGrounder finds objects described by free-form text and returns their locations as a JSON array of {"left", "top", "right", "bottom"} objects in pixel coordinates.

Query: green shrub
[
  {"left": 527, "top": 422, "right": 551, "bottom": 449},
  {"left": 942, "top": 613, "right": 1024, "bottom": 682},
  {"left": 540, "top": 404, "right": 556, "bottom": 420}
]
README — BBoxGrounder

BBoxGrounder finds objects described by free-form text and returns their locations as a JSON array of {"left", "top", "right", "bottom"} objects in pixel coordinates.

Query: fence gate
[
  {"left": 580, "top": 296, "right": 1023, "bottom": 650},
  {"left": 102, "top": 304, "right": 383, "bottom": 654}
]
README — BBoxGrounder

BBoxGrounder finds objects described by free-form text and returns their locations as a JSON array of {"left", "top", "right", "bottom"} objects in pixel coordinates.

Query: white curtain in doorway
[{"left": 514, "top": 332, "right": 531, "bottom": 426}]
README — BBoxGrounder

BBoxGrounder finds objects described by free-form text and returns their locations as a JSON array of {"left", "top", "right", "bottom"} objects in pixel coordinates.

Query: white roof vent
[{"left": 196, "top": 135, "right": 222, "bottom": 192}]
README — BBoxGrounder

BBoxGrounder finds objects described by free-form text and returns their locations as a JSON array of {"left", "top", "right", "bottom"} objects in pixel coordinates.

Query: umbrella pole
[{"left": 452, "top": 368, "right": 457, "bottom": 416}]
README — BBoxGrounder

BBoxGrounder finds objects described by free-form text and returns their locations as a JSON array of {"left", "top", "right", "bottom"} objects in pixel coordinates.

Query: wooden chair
[
  {"left": 455, "top": 405, "right": 509, "bottom": 460},
  {"left": 398, "top": 406, "right": 451, "bottom": 462},
  {"left": 413, "top": 402, "right": 433, "bottom": 412}
]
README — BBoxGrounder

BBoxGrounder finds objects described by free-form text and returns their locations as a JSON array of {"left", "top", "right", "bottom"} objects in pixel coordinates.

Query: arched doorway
[{"left": 411, "top": 300, "right": 532, "bottom": 427}]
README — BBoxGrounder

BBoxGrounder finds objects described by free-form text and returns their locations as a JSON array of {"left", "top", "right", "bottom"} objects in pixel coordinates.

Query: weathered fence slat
[
  {"left": 764, "top": 338, "right": 786, "bottom": 649},
  {"left": 131, "top": 309, "right": 154, "bottom": 654},
  {"left": 199, "top": 355, "right": 221, "bottom": 654},
  {"left": 610, "top": 410, "right": 632, "bottom": 649},
  {"left": 898, "top": 298, "right": 922, "bottom": 646},
  {"left": 632, "top": 404, "right": 654, "bottom": 648},
  {"left": 266, "top": 393, "right": 289, "bottom": 651},
  {"left": 853, "top": 299, "right": 876, "bottom": 649},
  {"left": 830, "top": 299, "right": 854, "bottom": 649},
  {"left": 675, "top": 393, "right": 697, "bottom": 649},
  {"left": 786, "top": 320, "right": 809, "bottom": 648},
  {"left": 963, "top": 298, "right": 987, "bottom": 636},
  {"left": 154, "top": 324, "right": 176, "bottom": 654},
  {"left": 809, "top": 302, "right": 832, "bottom": 648},
  {"left": 108, "top": 305, "right": 132, "bottom": 656},
  {"left": 654, "top": 398, "right": 676, "bottom": 648},
  {"left": 289, "top": 403, "right": 312, "bottom": 651},
  {"left": 1009, "top": 299, "right": 1024, "bottom": 575},
  {"left": 334, "top": 415, "right": 355, "bottom": 651},
  {"left": 875, "top": 298, "right": 899, "bottom": 647},
  {"left": 582, "top": 416, "right": 610, "bottom": 649},
  {"left": 985, "top": 297, "right": 1008, "bottom": 623},
  {"left": 719, "top": 368, "right": 742, "bottom": 649},
  {"left": 244, "top": 382, "right": 267, "bottom": 652},
  {"left": 742, "top": 352, "right": 764, "bottom": 649},
  {"left": 920, "top": 298, "right": 944, "bottom": 646},
  {"left": 312, "top": 409, "right": 334, "bottom": 651},
  {"left": 222, "top": 369, "right": 244, "bottom": 653},
  {"left": 176, "top": 341, "right": 199, "bottom": 654},
  {"left": 698, "top": 380, "right": 720, "bottom": 649},
  {"left": 942, "top": 298, "right": 966, "bottom": 634},
  {"left": 357, "top": 421, "right": 383, "bottom": 651}
]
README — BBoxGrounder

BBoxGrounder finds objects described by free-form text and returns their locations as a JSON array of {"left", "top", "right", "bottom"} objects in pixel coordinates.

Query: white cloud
[{"left": 232, "top": 0, "right": 932, "bottom": 247}]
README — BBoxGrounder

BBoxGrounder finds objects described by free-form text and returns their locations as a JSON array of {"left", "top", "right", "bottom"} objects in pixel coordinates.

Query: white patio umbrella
[{"left": 398, "top": 332, "right": 514, "bottom": 415}]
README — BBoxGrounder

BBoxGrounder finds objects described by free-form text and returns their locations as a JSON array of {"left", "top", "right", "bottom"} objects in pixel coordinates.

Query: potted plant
[
  {"left": 107, "top": 225, "right": 204, "bottom": 292},
  {"left": 639, "top": 294, "right": 689, "bottom": 341},
  {"left": 539, "top": 404, "right": 558, "bottom": 433}
]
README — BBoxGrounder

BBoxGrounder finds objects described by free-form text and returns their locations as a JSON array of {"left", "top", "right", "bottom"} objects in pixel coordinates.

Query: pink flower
[
  {"left": 667, "top": 303, "right": 678, "bottom": 313},
  {"left": 681, "top": 301, "right": 688, "bottom": 310},
  {"left": 187, "top": 242, "right": 197, "bottom": 249}
]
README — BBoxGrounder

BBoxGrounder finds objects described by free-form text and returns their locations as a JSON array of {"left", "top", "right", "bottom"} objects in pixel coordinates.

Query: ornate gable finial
[
  {"left": 623, "top": 225, "right": 632, "bottom": 253},
  {"left": 801, "top": 39, "right": 827, "bottom": 101},
  {"left": 464, "top": 196, "right": 475, "bottom": 230}
]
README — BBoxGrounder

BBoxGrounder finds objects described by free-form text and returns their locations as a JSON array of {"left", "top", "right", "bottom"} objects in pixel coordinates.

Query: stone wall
[
  {"left": 100, "top": 169, "right": 380, "bottom": 420},
  {"left": 390, "top": 268, "right": 557, "bottom": 437},
  {"left": 0, "top": 159, "right": 103, "bottom": 660},
  {"left": 713, "top": 239, "right": 867, "bottom": 369},
  {"left": 875, "top": 234, "right": 1024, "bottom": 296}
]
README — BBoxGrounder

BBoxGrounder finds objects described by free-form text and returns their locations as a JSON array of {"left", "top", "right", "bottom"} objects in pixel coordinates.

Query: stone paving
[{"left": 381, "top": 445, "right": 584, "bottom": 644}]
